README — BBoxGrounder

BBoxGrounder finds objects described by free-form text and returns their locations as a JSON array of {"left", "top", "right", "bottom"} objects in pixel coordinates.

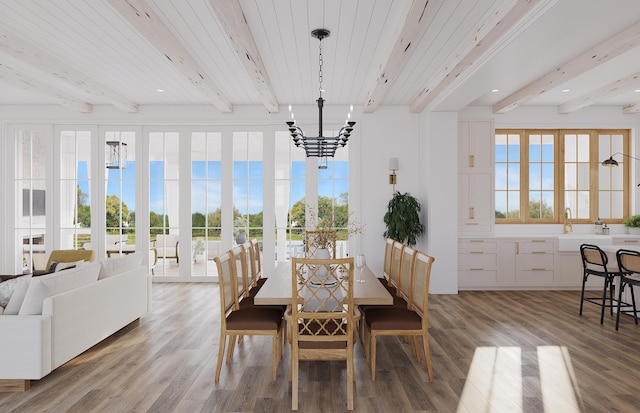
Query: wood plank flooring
[{"left": 2, "top": 284, "right": 640, "bottom": 412}]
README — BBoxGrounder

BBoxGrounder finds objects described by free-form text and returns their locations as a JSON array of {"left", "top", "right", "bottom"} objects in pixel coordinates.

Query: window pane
[
  {"left": 507, "top": 191, "right": 520, "bottom": 218},
  {"left": 495, "top": 134, "right": 507, "bottom": 162},
  {"left": 507, "top": 165, "right": 520, "bottom": 190},
  {"left": 529, "top": 164, "right": 541, "bottom": 190},
  {"left": 495, "top": 164, "right": 506, "bottom": 190}
]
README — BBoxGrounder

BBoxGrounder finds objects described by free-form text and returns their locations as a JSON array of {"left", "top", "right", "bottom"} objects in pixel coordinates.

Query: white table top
[{"left": 254, "top": 261, "right": 393, "bottom": 306}]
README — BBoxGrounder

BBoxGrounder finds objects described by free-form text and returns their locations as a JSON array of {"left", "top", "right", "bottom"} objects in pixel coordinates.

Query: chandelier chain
[{"left": 318, "top": 38, "right": 323, "bottom": 96}]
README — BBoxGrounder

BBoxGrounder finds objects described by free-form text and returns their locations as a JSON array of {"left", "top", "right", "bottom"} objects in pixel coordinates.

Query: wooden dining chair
[
  {"left": 363, "top": 251, "right": 435, "bottom": 381},
  {"left": 384, "top": 240, "right": 404, "bottom": 294},
  {"left": 615, "top": 249, "right": 640, "bottom": 330},
  {"left": 248, "top": 238, "right": 267, "bottom": 294},
  {"left": 290, "top": 257, "right": 355, "bottom": 410},
  {"left": 213, "top": 251, "right": 284, "bottom": 382},
  {"left": 305, "top": 230, "right": 337, "bottom": 259}
]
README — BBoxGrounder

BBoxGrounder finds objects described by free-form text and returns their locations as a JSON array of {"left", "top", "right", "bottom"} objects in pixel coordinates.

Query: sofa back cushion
[
  {"left": 98, "top": 252, "right": 144, "bottom": 280},
  {"left": 19, "top": 262, "right": 101, "bottom": 315},
  {"left": 3, "top": 276, "right": 31, "bottom": 315}
]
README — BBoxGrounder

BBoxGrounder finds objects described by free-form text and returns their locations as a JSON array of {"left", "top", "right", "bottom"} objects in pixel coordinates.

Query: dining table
[{"left": 254, "top": 261, "right": 393, "bottom": 306}]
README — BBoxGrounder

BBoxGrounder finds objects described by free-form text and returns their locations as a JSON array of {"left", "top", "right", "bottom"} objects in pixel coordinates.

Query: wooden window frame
[{"left": 495, "top": 128, "right": 630, "bottom": 225}]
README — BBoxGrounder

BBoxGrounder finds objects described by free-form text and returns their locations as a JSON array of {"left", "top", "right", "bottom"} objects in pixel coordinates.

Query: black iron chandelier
[{"left": 286, "top": 28, "right": 355, "bottom": 161}]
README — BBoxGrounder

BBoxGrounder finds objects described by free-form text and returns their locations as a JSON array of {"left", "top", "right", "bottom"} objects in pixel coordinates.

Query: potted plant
[
  {"left": 383, "top": 191, "right": 424, "bottom": 246},
  {"left": 192, "top": 238, "right": 205, "bottom": 263},
  {"left": 623, "top": 214, "right": 640, "bottom": 234}
]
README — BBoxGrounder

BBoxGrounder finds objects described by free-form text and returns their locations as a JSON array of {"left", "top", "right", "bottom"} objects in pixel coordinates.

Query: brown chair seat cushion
[
  {"left": 364, "top": 308, "right": 422, "bottom": 330},
  {"left": 226, "top": 308, "right": 283, "bottom": 330},
  {"left": 360, "top": 294, "right": 407, "bottom": 313}
]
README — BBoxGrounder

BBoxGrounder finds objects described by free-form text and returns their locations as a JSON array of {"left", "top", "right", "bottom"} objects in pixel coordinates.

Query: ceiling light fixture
[
  {"left": 106, "top": 140, "right": 127, "bottom": 169},
  {"left": 286, "top": 29, "right": 355, "bottom": 164}
]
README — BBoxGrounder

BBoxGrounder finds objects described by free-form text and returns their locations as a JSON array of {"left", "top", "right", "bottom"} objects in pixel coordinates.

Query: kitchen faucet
[{"left": 563, "top": 207, "right": 573, "bottom": 234}]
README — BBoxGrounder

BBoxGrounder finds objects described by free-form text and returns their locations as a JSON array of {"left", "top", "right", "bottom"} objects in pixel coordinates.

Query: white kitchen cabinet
[
  {"left": 458, "top": 239, "right": 498, "bottom": 288},
  {"left": 458, "top": 119, "right": 494, "bottom": 234},
  {"left": 458, "top": 172, "right": 493, "bottom": 233}
]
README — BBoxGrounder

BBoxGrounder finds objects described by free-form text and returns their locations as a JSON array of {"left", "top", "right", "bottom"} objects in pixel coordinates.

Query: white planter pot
[{"left": 628, "top": 227, "right": 640, "bottom": 235}]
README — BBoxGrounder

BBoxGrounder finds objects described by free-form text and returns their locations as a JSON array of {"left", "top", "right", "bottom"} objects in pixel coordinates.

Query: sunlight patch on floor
[{"left": 457, "top": 346, "right": 583, "bottom": 413}]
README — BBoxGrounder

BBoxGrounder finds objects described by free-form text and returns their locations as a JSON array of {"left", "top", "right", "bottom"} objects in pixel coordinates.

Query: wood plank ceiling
[{"left": 0, "top": 0, "right": 639, "bottom": 115}]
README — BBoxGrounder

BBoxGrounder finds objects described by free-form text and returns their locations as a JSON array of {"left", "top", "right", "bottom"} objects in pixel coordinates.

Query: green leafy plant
[
  {"left": 623, "top": 215, "right": 640, "bottom": 228},
  {"left": 383, "top": 192, "right": 424, "bottom": 246}
]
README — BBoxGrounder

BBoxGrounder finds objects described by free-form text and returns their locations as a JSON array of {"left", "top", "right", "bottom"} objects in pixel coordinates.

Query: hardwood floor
[{"left": 2, "top": 284, "right": 640, "bottom": 412}]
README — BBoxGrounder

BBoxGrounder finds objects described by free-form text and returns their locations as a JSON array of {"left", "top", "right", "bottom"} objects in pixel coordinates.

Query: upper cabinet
[
  {"left": 458, "top": 120, "right": 494, "bottom": 234},
  {"left": 458, "top": 120, "right": 493, "bottom": 171}
]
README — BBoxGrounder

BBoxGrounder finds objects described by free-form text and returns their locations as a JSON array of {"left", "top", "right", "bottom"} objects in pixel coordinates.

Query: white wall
[{"left": 420, "top": 112, "right": 458, "bottom": 294}]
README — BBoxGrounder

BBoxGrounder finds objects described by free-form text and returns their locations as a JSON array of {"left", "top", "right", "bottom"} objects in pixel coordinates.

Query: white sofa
[{"left": 0, "top": 252, "right": 150, "bottom": 391}]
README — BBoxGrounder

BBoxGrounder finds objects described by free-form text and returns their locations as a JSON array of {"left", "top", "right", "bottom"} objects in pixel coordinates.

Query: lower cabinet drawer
[
  {"left": 459, "top": 252, "right": 497, "bottom": 268},
  {"left": 517, "top": 253, "right": 554, "bottom": 270},
  {"left": 459, "top": 269, "right": 498, "bottom": 286},
  {"left": 516, "top": 269, "right": 554, "bottom": 286}
]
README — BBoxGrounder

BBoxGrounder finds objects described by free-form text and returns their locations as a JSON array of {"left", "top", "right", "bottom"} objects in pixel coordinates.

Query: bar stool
[
  {"left": 579, "top": 244, "right": 619, "bottom": 324},
  {"left": 615, "top": 249, "right": 640, "bottom": 330}
]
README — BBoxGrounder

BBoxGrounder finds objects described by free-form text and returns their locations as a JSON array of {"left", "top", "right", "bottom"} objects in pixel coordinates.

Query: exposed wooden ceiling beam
[
  {"left": 107, "top": 0, "right": 233, "bottom": 113},
  {"left": 558, "top": 72, "right": 640, "bottom": 114},
  {"left": 0, "top": 27, "right": 137, "bottom": 113},
  {"left": 623, "top": 102, "right": 640, "bottom": 114},
  {"left": 410, "top": 0, "right": 554, "bottom": 113},
  {"left": 494, "top": 20, "right": 640, "bottom": 114},
  {"left": 0, "top": 63, "right": 92, "bottom": 113},
  {"left": 209, "top": 0, "right": 278, "bottom": 113},
  {"left": 362, "top": 0, "right": 435, "bottom": 114}
]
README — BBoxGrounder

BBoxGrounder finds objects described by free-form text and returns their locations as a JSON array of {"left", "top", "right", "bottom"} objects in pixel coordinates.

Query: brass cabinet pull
[
  {"left": 470, "top": 240, "right": 484, "bottom": 242},
  {"left": 466, "top": 222, "right": 479, "bottom": 225},
  {"left": 470, "top": 251, "right": 484, "bottom": 254},
  {"left": 532, "top": 251, "right": 546, "bottom": 254},
  {"left": 469, "top": 207, "right": 475, "bottom": 219},
  {"left": 470, "top": 268, "right": 483, "bottom": 271},
  {"left": 532, "top": 240, "right": 546, "bottom": 242},
  {"left": 624, "top": 239, "right": 639, "bottom": 243},
  {"left": 532, "top": 268, "right": 546, "bottom": 271},
  {"left": 516, "top": 242, "right": 519, "bottom": 254},
  {"left": 469, "top": 155, "right": 475, "bottom": 168}
]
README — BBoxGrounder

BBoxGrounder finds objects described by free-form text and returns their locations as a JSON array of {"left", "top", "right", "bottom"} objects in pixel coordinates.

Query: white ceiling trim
[
  {"left": 410, "top": 0, "right": 556, "bottom": 113},
  {"left": 0, "top": 62, "right": 92, "bottom": 112},
  {"left": 107, "top": 0, "right": 233, "bottom": 112},
  {"left": 410, "top": 0, "right": 522, "bottom": 113},
  {"left": 558, "top": 71, "right": 640, "bottom": 114},
  {"left": 493, "top": 20, "right": 640, "bottom": 114},
  {"left": 208, "top": 0, "right": 279, "bottom": 113},
  {"left": 362, "top": 0, "right": 433, "bottom": 113},
  {"left": 0, "top": 25, "right": 138, "bottom": 113}
]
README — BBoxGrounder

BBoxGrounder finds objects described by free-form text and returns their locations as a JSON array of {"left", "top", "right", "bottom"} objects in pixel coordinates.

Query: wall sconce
[
  {"left": 389, "top": 157, "right": 399, "bottom": 192},
  {"left": 106, "top": 140, "right": 128, "bottom": 169}
]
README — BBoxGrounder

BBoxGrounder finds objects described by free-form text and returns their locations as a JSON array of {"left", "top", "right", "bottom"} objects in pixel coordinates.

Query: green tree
[
  {"left": 529, "top": 199, "right": 553, "bottom": 219},
  {"left": 75, "top": 185, "right": 91, "bottom": 227},
  {"left": 105, "top": 194, "right": 130, "bottom": 230},
  {"left": 192, "top": 212, "right": 205, "bottom": 228},
  {"left": 149, "top": 211, "right": 168, "bottom": 234}
]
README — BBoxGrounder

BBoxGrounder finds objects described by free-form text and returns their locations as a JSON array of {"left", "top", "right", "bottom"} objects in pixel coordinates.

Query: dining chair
[
  {"left": 384, "top": 240, "right": 404, "bottom": 294},
  {"left": 363, "top": 251, "right": 435, "bottom": 381},
  {"left": 213, "top": 251, "right": 284, "bottom": 382},
  {"left": 230, "top": 244, "right": 250, "bottom": 302},
  {"left": 248, "top": 238, "right": 267, "bottom": 294},
  {"left": 579, "top": 244, "right": 619, "bottom": 324},
  {"left": 305, "top": 230, "right": 337, "bottom": 259},
  {"left": 379, "top": 238, "right": 395, "bottom": 287},
  {"left": 615, "top": 249, "right": 640, "bottom": 330},
  {"left": 360, "top": 244, "right": 415, "bottom": 341},
  {"left": 290, "top": 257, "right": 355, "bottom": 410}
]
